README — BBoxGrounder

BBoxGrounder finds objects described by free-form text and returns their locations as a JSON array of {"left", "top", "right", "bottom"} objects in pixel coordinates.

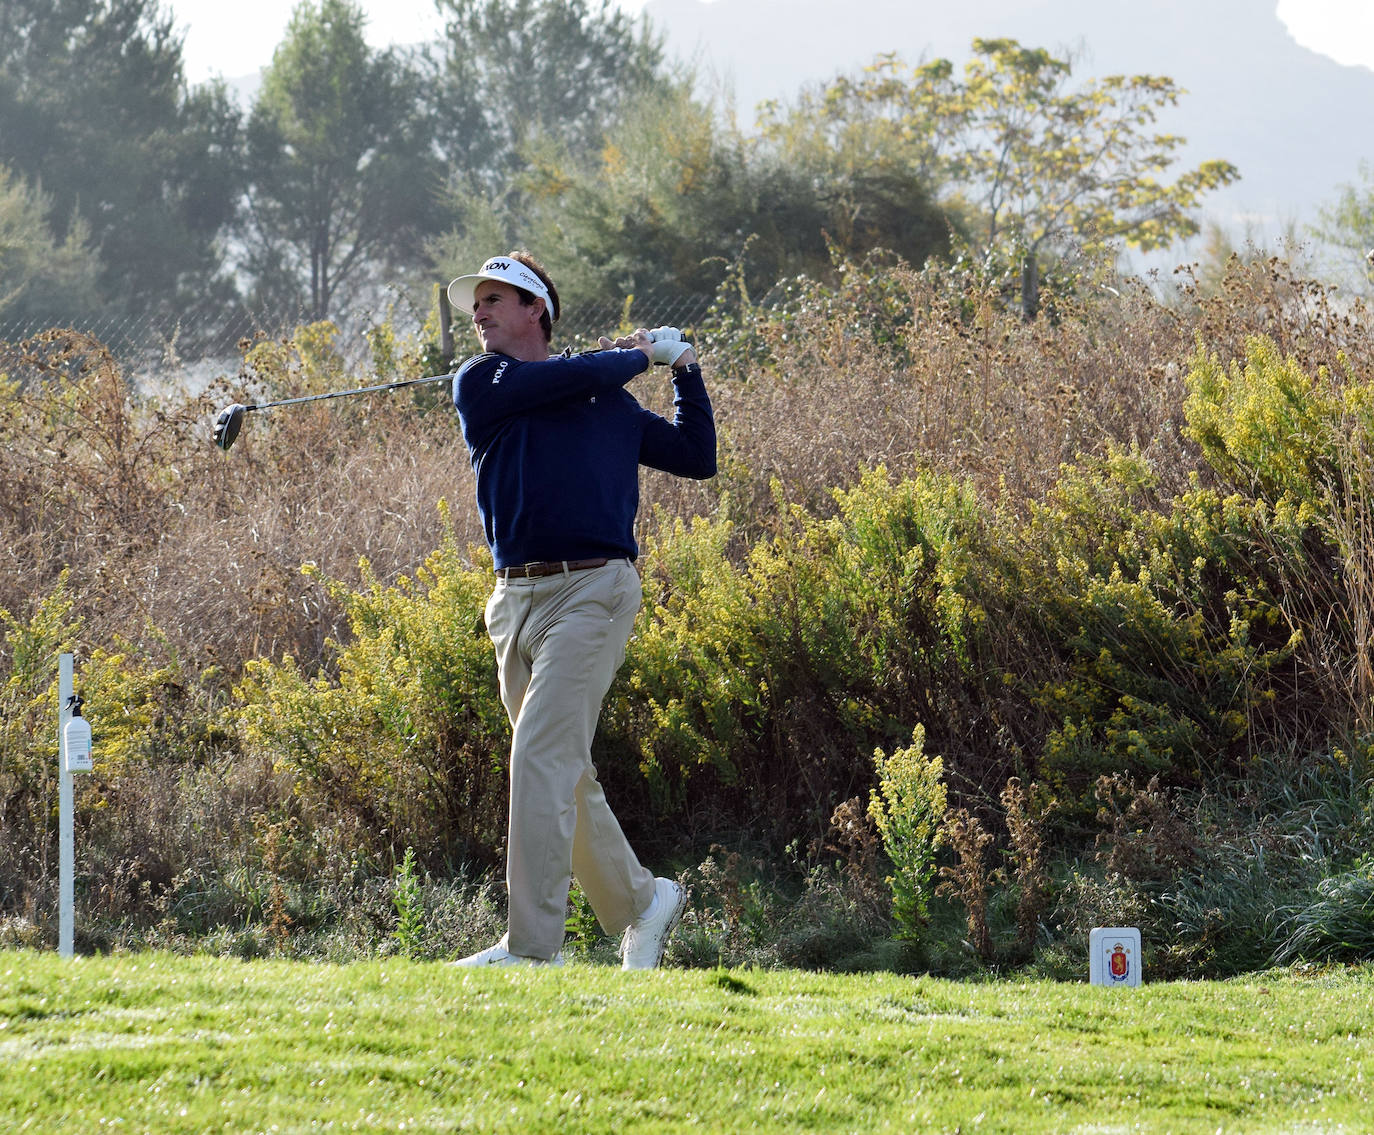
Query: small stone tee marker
[{"left": 1089, "top": 927, "right": 1142, "bottom": 987}]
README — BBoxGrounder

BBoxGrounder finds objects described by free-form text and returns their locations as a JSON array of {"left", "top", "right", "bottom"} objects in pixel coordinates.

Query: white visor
[{"left": 448, "top": 256, "right": 558, "bottom": 322}]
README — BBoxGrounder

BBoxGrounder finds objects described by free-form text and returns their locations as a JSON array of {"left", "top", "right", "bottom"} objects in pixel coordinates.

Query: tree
[
  {"left": 0, "top": 0, "right": 243, "bottom": 325},
  {"left": 1309, "top": 161, "right": 1374, "bottom": 299},
  {"left": 766, "top": 42, "right": 1240, "bottom": 317},
  {"left": 434, "top": 79, "right": 949, "bottom": 316},
  {"left": 430, "top": 0, "right": 666, "bottom": 188},
  {"left": 0, "top": 165, "right": 102, "bottom": 324},
  {"left": 237, "top": 0, "right": 449, "bottom": 320}
]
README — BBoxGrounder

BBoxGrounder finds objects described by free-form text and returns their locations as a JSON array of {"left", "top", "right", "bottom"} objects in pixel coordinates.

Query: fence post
[{"left": 58, "top": 652, "right": 74, "bottom": 958}]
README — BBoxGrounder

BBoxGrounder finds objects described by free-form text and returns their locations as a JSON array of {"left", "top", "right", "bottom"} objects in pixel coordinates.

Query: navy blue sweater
[{"left": 452, "top": 348, "right": 716, "bottom": 569}]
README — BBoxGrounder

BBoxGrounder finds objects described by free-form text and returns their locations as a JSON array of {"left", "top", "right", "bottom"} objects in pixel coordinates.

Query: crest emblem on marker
[{"left": 1109, "top": 943, "right": 1130, "bottom": 981}]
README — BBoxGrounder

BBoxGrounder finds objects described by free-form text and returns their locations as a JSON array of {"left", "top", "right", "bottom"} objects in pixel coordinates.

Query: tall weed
[{"left": 867, "top": 726, "right": 946, "bottom": 937}]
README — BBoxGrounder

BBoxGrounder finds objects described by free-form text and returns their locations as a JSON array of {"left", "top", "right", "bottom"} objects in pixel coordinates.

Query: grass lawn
[{"left": 1, "top": 951, "right": 1372, "bottom": 1133}]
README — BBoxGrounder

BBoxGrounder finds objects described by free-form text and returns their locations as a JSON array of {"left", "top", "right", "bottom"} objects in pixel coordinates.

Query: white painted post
[{"left": 58, "top": 652, "right": 74, "bottom": 958}]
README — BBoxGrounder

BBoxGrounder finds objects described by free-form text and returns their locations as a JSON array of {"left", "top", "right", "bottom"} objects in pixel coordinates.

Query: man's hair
[{"left": 508, "top": 250, "right": 560, "bottom": 343}]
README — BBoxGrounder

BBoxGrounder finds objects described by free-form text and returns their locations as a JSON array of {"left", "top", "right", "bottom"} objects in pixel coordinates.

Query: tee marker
[{"left": 1089, "top": 927, "right": 1142, "bottom": 987}]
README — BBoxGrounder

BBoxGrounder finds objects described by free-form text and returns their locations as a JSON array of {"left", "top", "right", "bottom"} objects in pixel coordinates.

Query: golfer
[{"left": 447, "top": 251, "right": 716, "bottom": 968}]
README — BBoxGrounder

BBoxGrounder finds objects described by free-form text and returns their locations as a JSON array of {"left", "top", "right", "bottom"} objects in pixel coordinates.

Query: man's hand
[
  {"left": 597, "top": 326, "right": 696, "bottom": 368},
  {"left": 598, "top": 328, "right": 656, "bottom": 366},
  {"left": 647, "top": 326, "right": 693, "bottom": 367}
]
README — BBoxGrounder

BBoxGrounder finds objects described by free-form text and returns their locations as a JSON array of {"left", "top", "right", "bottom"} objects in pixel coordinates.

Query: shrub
[
  {"left": 995, "top": 449, "right": 1307, "bottom": 807},
  {"left": 0, "top": 575, "right": 223, "bottom": 932},
  {"left": 232, "top": 510, "right": 509, "bottom": 867},
  {"left": 1052, "top": 745, "right": 1374, "bottom": 977},
  {"left": 621, "top": 467, "right": 984, "bottom": 838},
  {"left": 392, "top": 847, "right": 424, "bottom": 959},
  {"left": 1184, "top": 334, "right": 1352, "bottom": 505},
  {"left": 1272, "top": 856, "right": 1374, "bottom": 965},
  {"left": 867, "top": 725, "right": 946, "bottom": 938}
]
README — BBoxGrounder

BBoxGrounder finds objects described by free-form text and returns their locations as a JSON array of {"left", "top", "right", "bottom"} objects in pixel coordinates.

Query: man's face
[{"left": 471, "top": 280, "right": 542, "bottom": 356}]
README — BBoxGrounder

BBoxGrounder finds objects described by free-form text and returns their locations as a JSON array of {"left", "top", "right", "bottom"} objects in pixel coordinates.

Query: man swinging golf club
[{"left": 448, "top": 251, "right": 716, "bottom": 968}]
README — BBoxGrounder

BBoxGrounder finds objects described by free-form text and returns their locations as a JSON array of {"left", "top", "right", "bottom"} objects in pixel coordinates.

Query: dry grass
[
  {"left": 6, "top": 255, "right": 1371, "bottom": 683},
  {"left": 5, "top": 257, "right": 1374, "bottom": 958}
]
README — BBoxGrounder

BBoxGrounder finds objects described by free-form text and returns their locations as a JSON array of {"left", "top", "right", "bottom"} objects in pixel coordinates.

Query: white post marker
[
  {"left": 57, "top": 654, "right": 94, "bottom": 957},
  {"left": 1089, "top": 926, "right": 1142, "bottom": 987},
  {"left": 58, "top": 652, "right": 75, "bottom": 958}
]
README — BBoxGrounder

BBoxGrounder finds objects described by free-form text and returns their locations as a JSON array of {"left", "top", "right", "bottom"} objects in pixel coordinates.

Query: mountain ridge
[{"left": 641, "top": 0, "right": 1374, "bottom": 266}]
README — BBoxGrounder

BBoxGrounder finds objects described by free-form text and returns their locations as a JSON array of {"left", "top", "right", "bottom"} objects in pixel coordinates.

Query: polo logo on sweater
[{"left": 493, "top": 360, "right": 509, "bottom": 384}]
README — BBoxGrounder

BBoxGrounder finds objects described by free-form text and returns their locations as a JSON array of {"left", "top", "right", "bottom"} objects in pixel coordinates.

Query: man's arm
[
  {"left": 638, "top": 359, "right": 716, "bottom": 479},
  {"left": 454, "top": 348, "right": 649, "bottom": 438}
]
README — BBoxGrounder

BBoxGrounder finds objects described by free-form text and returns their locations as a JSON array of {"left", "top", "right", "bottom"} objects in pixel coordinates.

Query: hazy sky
[{"left": 166, "top": 0, "right": 1373, "bottom": 85}]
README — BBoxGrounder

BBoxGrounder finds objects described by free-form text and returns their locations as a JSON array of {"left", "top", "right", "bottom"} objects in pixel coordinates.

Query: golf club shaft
[{"left": 246, "top": 372, "right": 454, "bottom": 412}]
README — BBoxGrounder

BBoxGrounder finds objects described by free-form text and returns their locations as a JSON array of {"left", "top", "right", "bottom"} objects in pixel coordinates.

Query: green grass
[{"left": 2, "top": 952, "right": 1372, "bottom": 1133}]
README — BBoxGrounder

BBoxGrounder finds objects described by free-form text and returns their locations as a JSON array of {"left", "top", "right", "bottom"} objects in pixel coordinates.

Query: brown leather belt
[{"left": 495, "top": 557, "right": 609, "bottom": 580}]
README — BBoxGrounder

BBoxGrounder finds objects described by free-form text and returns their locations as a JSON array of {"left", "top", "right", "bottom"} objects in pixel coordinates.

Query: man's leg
[
  {"left": 570, "top": 763, "right": 654, "bottom": 936},
  {"left": 498, "top": 561, "right": 653, "bottom": 959}
]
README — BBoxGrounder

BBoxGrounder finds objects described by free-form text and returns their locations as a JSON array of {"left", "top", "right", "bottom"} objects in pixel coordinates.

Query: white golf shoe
[
  {"left": 450, "top": 935, "right": 564, "bottom": 967},
  {"left": 620, "top": 877, "right": 687, "bottom": 970}
]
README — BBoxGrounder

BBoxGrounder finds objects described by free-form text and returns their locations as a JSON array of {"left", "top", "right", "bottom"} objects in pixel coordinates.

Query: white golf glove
[{"left": 647, "top": 326, "right": 691, "bottom": 366}]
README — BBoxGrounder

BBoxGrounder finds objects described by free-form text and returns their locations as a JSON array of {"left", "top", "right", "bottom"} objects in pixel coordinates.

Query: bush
[
  {"left": 6, "top": 254, "right": 1374, "bottom": 974},
  {"left": 619, "top": 467, "right": 984, "bottom": 839},
  {"left": 232, "top": 512, "right": 508, "bottom": 868},
  {"left": 867, "top": 725, "right": 946, "bottom": 937}
]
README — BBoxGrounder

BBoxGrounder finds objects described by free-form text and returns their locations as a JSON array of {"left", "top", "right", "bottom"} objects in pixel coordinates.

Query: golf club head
[{"left": 213, "top": 403, "right": 247, "bottom": 451}]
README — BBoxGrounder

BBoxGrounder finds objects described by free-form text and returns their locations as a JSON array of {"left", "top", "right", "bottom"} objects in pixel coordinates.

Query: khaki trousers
[{"left": 485, "top": 559, "right": 655, "bottom": 959}]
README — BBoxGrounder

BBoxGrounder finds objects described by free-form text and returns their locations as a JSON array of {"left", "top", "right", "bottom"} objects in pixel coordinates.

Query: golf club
[{"left": 212, "top": 371, "right": 456, "bottom": 451}]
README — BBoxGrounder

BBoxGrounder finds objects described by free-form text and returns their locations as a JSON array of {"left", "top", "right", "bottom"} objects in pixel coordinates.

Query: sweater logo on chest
[{"left": 492, "top": 360, "right": 509, "bottom": 384}]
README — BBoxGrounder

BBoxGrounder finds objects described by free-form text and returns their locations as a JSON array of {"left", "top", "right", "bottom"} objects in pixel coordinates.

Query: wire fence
[
  {"left": 550, "top": 293, "right": 717, "bottom": 350},
  {"left": 0, "top": 288, "right": 718, "bottom": 397}
]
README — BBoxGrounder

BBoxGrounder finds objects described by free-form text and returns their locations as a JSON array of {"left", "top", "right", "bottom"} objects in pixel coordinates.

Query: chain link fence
[
  {"left": 0, "top": 288, "right": 718, "bottom": 396},
  {"left": 552, "top": 293, "right": 717, "bottom": 348}
]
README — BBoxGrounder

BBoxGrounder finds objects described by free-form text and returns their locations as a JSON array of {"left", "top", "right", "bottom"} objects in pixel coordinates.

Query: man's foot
[
  {"left": 450, "top": 935, "right": 564, "bottom": 967},
  {"left": 621, "top": 877, "right": 687, "bottom": 971}
]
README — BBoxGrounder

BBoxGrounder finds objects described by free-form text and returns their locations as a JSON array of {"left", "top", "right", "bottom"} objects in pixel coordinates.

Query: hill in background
[{"left": 644, "top": 0, "right": 1374, "bottom": 273}]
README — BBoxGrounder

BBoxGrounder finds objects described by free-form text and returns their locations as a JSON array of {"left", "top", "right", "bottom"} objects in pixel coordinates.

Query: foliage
[
  {"left": 937, "top": 807, "right": 996, "bottom": 961},
  {"left": 698, "top": 245, "right": 931, "bottom": 383},
  {"left": 1183, "top": 330, "right": 1374, "bottom": 728},
  {"left": 767, "top": 41, "right": 1239, "bottom": 316},
  {"left": 867, "top": 726, "right": 946, "bottom": 937},
  {"left": 991, "top": 448, "right": 1311, "bottom": 806},
  {"left": 0, "top": 0, "right": 242, "bottom": 326},
  {"left": 1308, "top": 159, "right": 1374, "bottom": 299},
  {"left": 0, "top": 574, "right": 211, "bottom": 923},
  {"left": 1054, "top": 745, "right": 1374, "bottom": 978},
  {"left": 429, "top": 0, "right": 666, "bottom": 188},
  {"left": 1273, "top": 854, "right": 1374, "bottom": 965},
  {"left": 620, "top": 468, "right": 983, "bottom": 837},
  {"left": 1184, "top": 333, "right": 1364, "bottom": 505},
  {"left": 946, "top": 39, "right": 1239, "bottom": 260},
  {"left": 6, "top": 249, "right": 1374, "bottom": 975},
  {"left": 238, "top": 0, "right": 449, "bottom": 319},
  {"left": 391, "top": 846, "right": 424, "bottom": 958},
  {"left": 498, "top": 80, "right": 950, "bottom": 312},
  {"left": 0, "top": 578, "right": 81, "bottom": 908},
  {"left": 0, "top": 165, "right": 101, "bottom": 321},
  {"left": 233, "top": 514, "right": 509, "bottom": 866}
]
